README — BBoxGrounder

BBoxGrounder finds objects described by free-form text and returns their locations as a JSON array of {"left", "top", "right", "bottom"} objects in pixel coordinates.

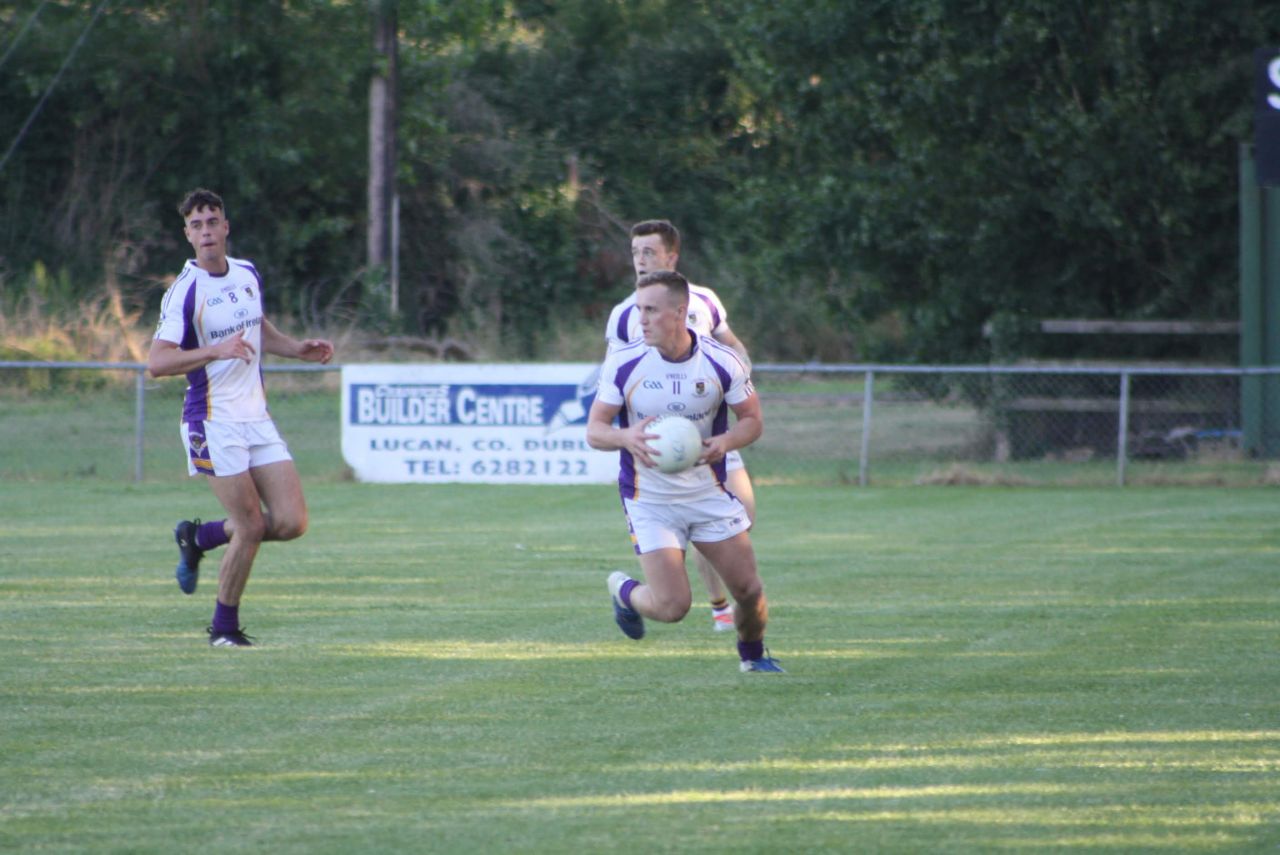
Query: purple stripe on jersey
[
  {"left": 233, "top": 259, "right": 262, "bottom": 286},
  {"left": 710, "top": 399, "right": 731, "bottom": 484},
  {"left": 705, "top": 341, "right": 737, "bottom": 484},
  {"left": 706, "top": 343, "right": 734, "bottom": 390},
  {"left": 612, "top": 353, "right": 646, "bottom": 497},
  {"left": 615, "top": 304, "right": 635, "bottom": 343},
  {"left": 180, "top": 279, "right": 212, "bottom": 422},
  {"left": 613, "top": 352, "right": 645, "bottom": 390},
  {"left": 178, "top": 274, "right": 200, "bottom": 351},
  {"left": 694, "top": 292, "right": 721, "bottom": 331},
  {"left": 710, "top": 442, "right": 729, "bottom": 483},
  {"left": 621, "top": 496, "right": 643, "bottom": 554},
  {"left": 617, "top": 405, "right": 638, "bottom": 498},
  {"left": 619, "top": 457, "right": 638, "bottom": 498}
]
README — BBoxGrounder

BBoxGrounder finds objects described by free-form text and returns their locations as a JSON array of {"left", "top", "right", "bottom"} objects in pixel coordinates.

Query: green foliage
[
  {"left": 23, "top": 261, "right": 75, "bottom": 309},
  {"left": 2, "top": 0, "right": 1278, "bottom": 361},
  {"left": 714, "top": 0, "right": 1280, "bottom": 361},
  {"left": 1, "top": 1, "right": 369, "bottom": 319}
]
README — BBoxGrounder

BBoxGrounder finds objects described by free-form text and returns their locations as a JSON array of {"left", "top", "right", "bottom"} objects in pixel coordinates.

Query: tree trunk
[{"left": 367, "top": 1, "right": 397, "bottom": 274}]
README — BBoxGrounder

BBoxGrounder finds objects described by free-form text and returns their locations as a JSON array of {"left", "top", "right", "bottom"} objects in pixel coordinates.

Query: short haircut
[
  {"left": 630, "top": 219, "right": 680, "bottom": 255},
  {"left": 636, "top": 269, "right": 689, "bottom": 305},
  {"left": 178, "top": 188, "right": 225, "bottom": 219}
]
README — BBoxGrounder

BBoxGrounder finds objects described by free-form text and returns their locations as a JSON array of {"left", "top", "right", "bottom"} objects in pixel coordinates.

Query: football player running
[
  {"left": 588, "top": 270, "right": 782, "bottom": 673},
  {"left": 603, "top": 219, "right": 756, "bottom": 633},
  {"left": 148, "top": 188, "right": 333, "bottom": 647}
]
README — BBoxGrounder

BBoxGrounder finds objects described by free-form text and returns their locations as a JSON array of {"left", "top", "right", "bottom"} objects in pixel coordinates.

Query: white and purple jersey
[
  {"left": 604, "top": 282, "right": 729, "bottom": 354},
  {"left": 596, "top": 333, "right": 755, "bottom": 502},
  {"left": 154, "top": 257, "right": 267, "bottom": 422}
]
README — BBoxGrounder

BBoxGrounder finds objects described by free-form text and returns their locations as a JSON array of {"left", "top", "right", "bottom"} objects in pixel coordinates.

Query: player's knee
[
  {"left": 730, "top": 577, "right": 764, "bottom": 609},
  {"left": 274, "top": 510, "right": 308, "bottom": 541},
  {"left": 649, "top": 592, "right": 692, "bottom": 623}
]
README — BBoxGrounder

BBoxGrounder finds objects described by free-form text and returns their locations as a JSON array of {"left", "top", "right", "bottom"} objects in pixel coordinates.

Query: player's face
[
  {"left": 631, "top": 234, "right": 677, "bottom": 277},
  {"left": 637, "top": 284, "right": 688, "bottom": 353},
  {"left": 183, "top": 205, "right": 230, "bottom": 272}
]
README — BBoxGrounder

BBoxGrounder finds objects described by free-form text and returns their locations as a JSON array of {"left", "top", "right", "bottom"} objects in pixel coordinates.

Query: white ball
[{"left": 647, "top": 415, "right": 703, "bottom": 473}]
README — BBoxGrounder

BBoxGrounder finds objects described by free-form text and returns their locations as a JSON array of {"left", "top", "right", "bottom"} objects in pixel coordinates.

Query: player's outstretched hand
[{"left": 297, "top": 339, "right": 334, "bottom": 364}]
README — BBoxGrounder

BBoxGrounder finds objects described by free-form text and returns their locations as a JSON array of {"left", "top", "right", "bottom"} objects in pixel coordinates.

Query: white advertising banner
[{"left": 340, "top": 363, "right": 616, "bottom": 484}]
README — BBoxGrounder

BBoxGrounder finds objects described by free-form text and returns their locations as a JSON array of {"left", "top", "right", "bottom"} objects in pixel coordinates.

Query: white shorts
[
  {"left": 623, "top": 492, "right": 751, "bottom": 554},
  {"left": 726, "top": 449, "right": 745, "bottom": 472},
  {"left": 181, "top": 418, "right": 292, "bottom": 477}
]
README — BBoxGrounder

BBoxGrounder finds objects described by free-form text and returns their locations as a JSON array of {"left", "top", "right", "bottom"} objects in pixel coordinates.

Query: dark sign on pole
[{"left": 1256, "top": 47, "right": 1280, "bottom": 186}]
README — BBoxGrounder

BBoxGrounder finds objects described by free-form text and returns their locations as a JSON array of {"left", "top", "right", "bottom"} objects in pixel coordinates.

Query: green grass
[
  {"left": 0, "top": 378, "right": 343, "bottom": 483},
  {"left": 2, "top": 483, "right": 1279, "bottom": 852}
]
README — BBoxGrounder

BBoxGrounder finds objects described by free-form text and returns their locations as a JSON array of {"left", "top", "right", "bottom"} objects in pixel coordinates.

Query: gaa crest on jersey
[{"left": 693, "top": 381, "right": 708, "bottom": 397}]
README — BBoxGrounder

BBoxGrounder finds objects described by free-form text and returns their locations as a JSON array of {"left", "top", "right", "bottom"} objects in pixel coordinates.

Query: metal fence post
[
  {"left": 135, "top": 367, "right": 146, "bottom": 483},
  {"left": 859, "top": 369, "right": 875, "bottom": 487},
  {"left": 1116, "top": 371, "right": 1130, "bottom": 487}
]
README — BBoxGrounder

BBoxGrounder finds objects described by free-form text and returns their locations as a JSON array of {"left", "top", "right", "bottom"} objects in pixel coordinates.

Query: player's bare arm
[
  {"left": 586, "top": 399, "right": 661, "bottom": 468},
  {"left": 260, "top": 318, "right": 334, "bottom": 363},
  {"left": 700, "top": 394, "right": 763, "bottom": 465},
  {"left": 147, "top": 332, "right": 255, "bottom": 378}
]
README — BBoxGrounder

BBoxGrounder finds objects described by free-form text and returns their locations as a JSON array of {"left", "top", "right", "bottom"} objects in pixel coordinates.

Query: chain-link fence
[
  {"left": 0, "top": 361, "right": 340, "bottom": 483},
  {"left": 749, "top": 365, "right": 1271, "bottom": 487},
  {"left": 1, "top": 361, "right": 1276, "bottom": 486}
]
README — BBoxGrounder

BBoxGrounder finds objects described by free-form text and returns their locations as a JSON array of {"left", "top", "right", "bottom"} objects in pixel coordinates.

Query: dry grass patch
[{"left": 914, "top": 463, "right": 1032, "bottom": 486}]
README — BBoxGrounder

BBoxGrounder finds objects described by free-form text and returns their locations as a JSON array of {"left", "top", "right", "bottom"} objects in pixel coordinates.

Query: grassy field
[{"left": 2, "top": 482, "right": 1278, "bottom": 852}]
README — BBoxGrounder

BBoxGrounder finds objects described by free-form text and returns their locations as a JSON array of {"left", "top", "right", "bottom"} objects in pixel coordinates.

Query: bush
[{"left": 0, "top": 335, "right": 109, "bottom": 394}]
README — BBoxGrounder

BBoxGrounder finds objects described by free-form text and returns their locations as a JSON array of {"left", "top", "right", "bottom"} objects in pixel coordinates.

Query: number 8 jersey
[{"left": 154, "top": 257, "right": 268, "bottom": 423}]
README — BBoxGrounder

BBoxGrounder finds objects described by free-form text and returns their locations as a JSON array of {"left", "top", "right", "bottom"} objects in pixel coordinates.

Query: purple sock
[
  {"left": 195, "top": 520, "right": 229, "bottom": 551},
  {"left": 619, "top": 578, "right": 640, "bottom": 609},
  {"left": 212, "top": 600, "right": 239, "bottom": 634},
  {"left": 737, "top": 639, "right": 764, "bottom": 662}
]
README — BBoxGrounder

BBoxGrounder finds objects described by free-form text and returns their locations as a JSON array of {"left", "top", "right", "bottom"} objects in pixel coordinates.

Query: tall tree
[
  {"left": 713, "top": 0, "right": 1280, "bottom": 361},
  {"left": 367, "top": 0, "right": 397, "bottom": 303}
]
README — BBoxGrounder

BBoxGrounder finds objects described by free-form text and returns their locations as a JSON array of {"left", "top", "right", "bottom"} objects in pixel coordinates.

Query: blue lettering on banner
[
  {"left": 349, "top": 383, "right": 593, "bottom": 427},
  {"left": 368, "top": 437, "right": 455, "bottom": 452}
]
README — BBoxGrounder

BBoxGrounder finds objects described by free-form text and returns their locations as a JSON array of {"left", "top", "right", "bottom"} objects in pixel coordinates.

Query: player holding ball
[{"left": 586, "top": 270, "right": 783, "bottom": 673}]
